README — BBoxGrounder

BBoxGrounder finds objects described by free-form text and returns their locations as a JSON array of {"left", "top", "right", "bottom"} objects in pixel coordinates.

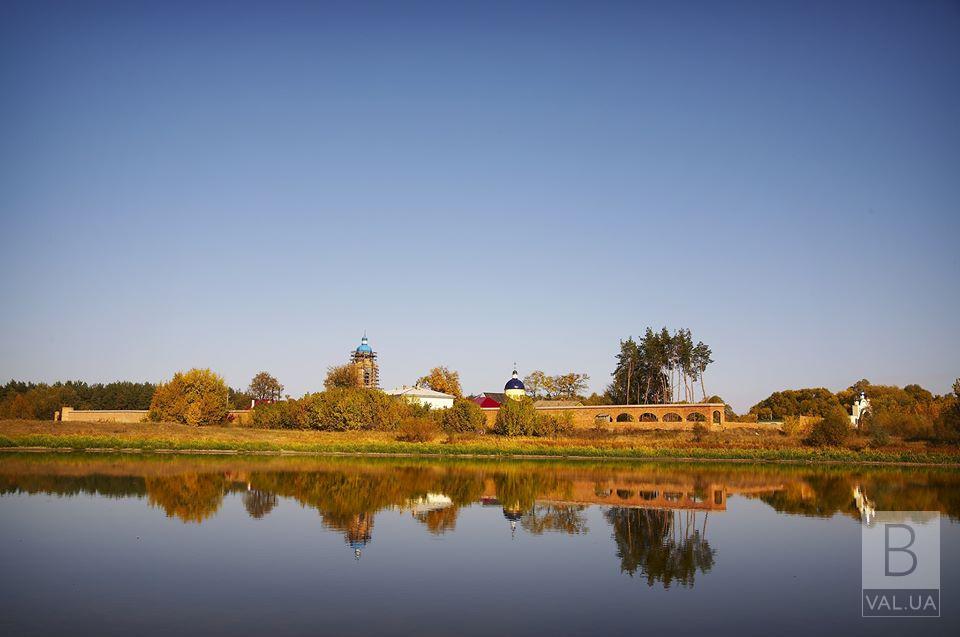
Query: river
[{"left": 1, "top": 453, "right": 957, "bottom": 635}]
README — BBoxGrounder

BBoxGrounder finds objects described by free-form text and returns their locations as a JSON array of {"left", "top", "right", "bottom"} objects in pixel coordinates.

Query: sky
[{"left": 1, "top": 0, "right": 958, "bottom": 412}]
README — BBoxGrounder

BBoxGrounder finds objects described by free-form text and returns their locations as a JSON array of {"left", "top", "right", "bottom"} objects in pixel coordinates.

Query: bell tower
[{"left": 350, "top": 334, "right": 379, "bottom": 389}]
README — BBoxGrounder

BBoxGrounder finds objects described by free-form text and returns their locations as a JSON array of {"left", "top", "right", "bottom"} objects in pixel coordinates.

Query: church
[{"left": 350, "top": 334, "right": 379, "bottom": 389}]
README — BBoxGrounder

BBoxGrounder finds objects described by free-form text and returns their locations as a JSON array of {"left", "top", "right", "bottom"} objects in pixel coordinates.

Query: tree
[
  {"left": 440, "top": 398, "right": 486, "bottom": 435},
  {"left": 149, "top": 368, "right": 229, "bottom": 426},
  {"left": 325, "top": 364, "right": 362, "bottom": 389},
  {"left": 416, "top": 366, "right": 463, "bottom": 398},
  {"left": 749, "top": 388, "right": 842, "bottom": 420},
  {"left": 493, "top": 396, "right": 539, "bottom": 436},
  {"left": 248, "top": 371, "right": 284, "bottom": 401},
  {"left": 934, "top": 379, "right": 960, "bottom": 442},
  {"left": 552, "top": 373, "right": 589, "bottom": 399},
  {"left": 523, "top": 371, "right": 549, "bottom": 400},
  {"left": 243, "top": 490, "right": 278, "bottom": 519},
  {"left": 541, "top": 374, "right": 559, "bottom": 399},
  {"left": 228, "top": 388, "right": 254, "bottom": 410},
  {"left": 805, "top": 407, "right": 851, "bottom": 447},
  {"left": 692, "top": 341, "right": 713, "bottom": 401},
  {"left": 607, "top": 327, "right": 708, "bottom": 405},
  {"left": 836, "top": 380, "right": 940, "bottom": 438}
]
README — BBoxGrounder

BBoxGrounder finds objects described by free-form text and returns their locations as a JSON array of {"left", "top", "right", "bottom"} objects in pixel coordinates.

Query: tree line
[
  {"left": 747, "top": 378, "right": 960, "bottom": 442},
  {"left": 0, "top": 372, "right": 282, "bottom": 421},
  {"left": 0, "top": 380, "right": 157, "bottom": 420},
  {"left": 607, "top": 328, "right": 713, "bottom": 405}
]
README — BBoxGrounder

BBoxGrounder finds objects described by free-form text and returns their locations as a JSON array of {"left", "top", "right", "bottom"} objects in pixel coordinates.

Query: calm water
[{"left": 1, "top": 453, "right": 958, "bottom": 636}]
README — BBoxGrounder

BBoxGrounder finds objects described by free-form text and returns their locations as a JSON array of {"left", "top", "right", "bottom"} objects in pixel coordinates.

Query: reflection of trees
[
  {"left": 248, "top": 467, "right": 487, "bottom": 548},
  {"left": 243, "top": 489, "right": 278, "bottom": 519},
  {"left": 493, "top": 472, "right": 572, "bottom": 516},
  {"left": 521, "top": 505, "right": 588, "bottom": 535},
  {"left": 0, "top": 474, "right": 146, "bottom": 498},
  {"left": 145, "top": 474, "right": 227, "bottom": 523},
  {"left": 759, "top": 475, "right": 856, "bottom": 518},
  {"left": 605, "top": 508, "right": 715, "bottom": 588}
]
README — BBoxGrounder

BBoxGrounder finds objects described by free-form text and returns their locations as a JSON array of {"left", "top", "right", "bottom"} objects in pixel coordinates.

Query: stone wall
[
  {"left": 481, "top": 402, "right": 727, "bottom": 431},
  {"left": 58, "top": 407, "right": 253, "bottom": 425}
]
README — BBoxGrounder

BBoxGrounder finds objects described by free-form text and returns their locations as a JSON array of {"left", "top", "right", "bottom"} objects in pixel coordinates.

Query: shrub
[
  {"left": 396, "top": 417, "right": 438, "bottom": 442},
  {"left": 299, "top": 388, "right": 412, "bottom": 431},
  {"left": 869, "top": 425, "right": 891, "bottom": 447},
  {"left": 692, "top": 422, "right": 708, "bottom": 442},
  {"left": 805, "top": 408, "right": 851, "bottom": 447},
  {"left": 537, "top": 411, "right": 574, "bottom": 437},
  {"left": 493, "top": 397, "right": 540, "bottom": 436},
  {"left": 441, "top": 398, "right": 487, "bottom": 435},
  {"left": 782, "top": 415, "right": 815, "bottom": 438},
  {"left": 869, "top": 410, "right": 932, "bottom": 439},
  {"left": 149, "top": 368, "right": 229, "bottom": 426},
  {"left": 251, "top": 400, "right": 305, "bottom": 429}
]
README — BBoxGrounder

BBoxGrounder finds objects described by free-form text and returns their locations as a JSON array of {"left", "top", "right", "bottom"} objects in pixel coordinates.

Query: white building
[
  {"left": 386, "top": 385, "right": 455, "bottom": 410},
  {"left": 850, "top": 392, "right": 871, "bottom": 427}
]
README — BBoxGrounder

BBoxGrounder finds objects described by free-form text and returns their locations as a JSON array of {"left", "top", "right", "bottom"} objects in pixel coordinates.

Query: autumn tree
[
  {"left": 525, "top": 371, "right": 590, "bottom": 400},
  {"left": 149, "top": 368, "right": 229, "bottom": 426},
  {"left": 552, "top": 373, "right": 590, "bottom": 399},
  {"left": 493, "top": 396, "right": 540, "bottom": 436},
  {"left": 248, "top": 371, "right": 284, "bottom": 401},
  {"left": 416, "top": 366, "right": 462, "bottom": 398},
  {"left": 934, "top": 379, "right": 960, "bottom": 442},
  {"left": 523, "top": 371, "right": 549, "bottom": 399},
  {"left": 440, "top": 398, "right": 487, "bottom": 434},
  {"left": 324, "top": 364, "right": 361, "bottom": 389}
]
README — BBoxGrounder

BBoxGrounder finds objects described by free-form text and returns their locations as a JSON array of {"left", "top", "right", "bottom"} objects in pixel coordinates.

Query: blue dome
[
  {"left": 504, "top": 369, "right": 525, "bottom": 391},
  {"left": 356, "top": 335, "right": 372, "bottom": 354}
]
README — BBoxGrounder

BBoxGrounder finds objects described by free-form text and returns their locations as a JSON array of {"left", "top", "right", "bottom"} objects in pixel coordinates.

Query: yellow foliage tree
[
  {"left": 416, "top": 366, "right": 463, "bottom": 398},
  {"left": 149, "top": 368, "right": 229, "bottom": 426},
  {"left": 324, "top": 364, "right": 362, "bottom": 389}
]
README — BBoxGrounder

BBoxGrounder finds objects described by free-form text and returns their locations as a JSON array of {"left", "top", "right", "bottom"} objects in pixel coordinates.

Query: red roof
[{"left": 472, "top": 396, "right": 501, "bottom": 408}]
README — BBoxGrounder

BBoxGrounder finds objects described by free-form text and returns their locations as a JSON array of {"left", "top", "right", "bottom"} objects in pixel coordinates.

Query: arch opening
[
  {"left": 662, "top": 412, "right": 682, "bottom": 422},
  {"left": 686, "top": 412, "right": 707, "bottom": 422},
  {"left": 616, "top": 412, "right": 634, "bottom": 422},
  {"left": 640, "top": 412, "right": 658, "bottom": 422}
]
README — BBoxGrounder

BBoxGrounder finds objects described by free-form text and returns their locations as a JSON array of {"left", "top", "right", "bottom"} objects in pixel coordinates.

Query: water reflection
[
  {"left": 606, "top": 508, "right": 714, "bottom": 587},
  {"left": 1, "top": 453, "right": 958, "bottom": 586}
]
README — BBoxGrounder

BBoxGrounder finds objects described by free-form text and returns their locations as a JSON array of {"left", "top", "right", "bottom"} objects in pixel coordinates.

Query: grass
[{"left": 1, "top": 419, "right": 958, "bottom": 466}]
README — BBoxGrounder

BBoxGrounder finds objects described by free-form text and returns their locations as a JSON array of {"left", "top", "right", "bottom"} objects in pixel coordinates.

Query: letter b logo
[{"left": 884, "top": 523, "right": 917, "bottom": 577}]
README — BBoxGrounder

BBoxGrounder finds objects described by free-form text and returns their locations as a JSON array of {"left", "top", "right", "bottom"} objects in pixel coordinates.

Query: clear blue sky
[{"left": 1, "top": 1, "right": 958, "bottom": 412}]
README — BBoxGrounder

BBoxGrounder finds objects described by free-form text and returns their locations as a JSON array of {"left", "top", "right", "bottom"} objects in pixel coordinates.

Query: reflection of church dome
[
  {"left": 356, "top": 335, "right": 373, "bottom": 354},
  {"left": 504, "top": 368, "right": 526, "bottom": 399},
  {"left": 502, "top": 506, "right": 523, "bottom": 521},
  {"left": 345, "top": 512, "right": 373, "bottom": 560}
]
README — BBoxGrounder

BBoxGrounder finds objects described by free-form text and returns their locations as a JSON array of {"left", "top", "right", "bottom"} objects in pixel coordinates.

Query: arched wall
[{"left": 481, "top": 403, "right": 726, "bottom": 430}]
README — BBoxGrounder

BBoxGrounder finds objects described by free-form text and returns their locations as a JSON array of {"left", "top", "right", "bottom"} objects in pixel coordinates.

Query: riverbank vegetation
[
  {"left": 746, "top": 378, "right": 959, "bottom": 443},
  {"left": 2, "top": 419, "right": 958, "bottom": 465}
]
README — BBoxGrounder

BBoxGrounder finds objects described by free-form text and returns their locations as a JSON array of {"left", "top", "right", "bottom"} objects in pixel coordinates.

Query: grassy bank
[{"left": 1, "top": 419, "right": 958, "bottom": 465}]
